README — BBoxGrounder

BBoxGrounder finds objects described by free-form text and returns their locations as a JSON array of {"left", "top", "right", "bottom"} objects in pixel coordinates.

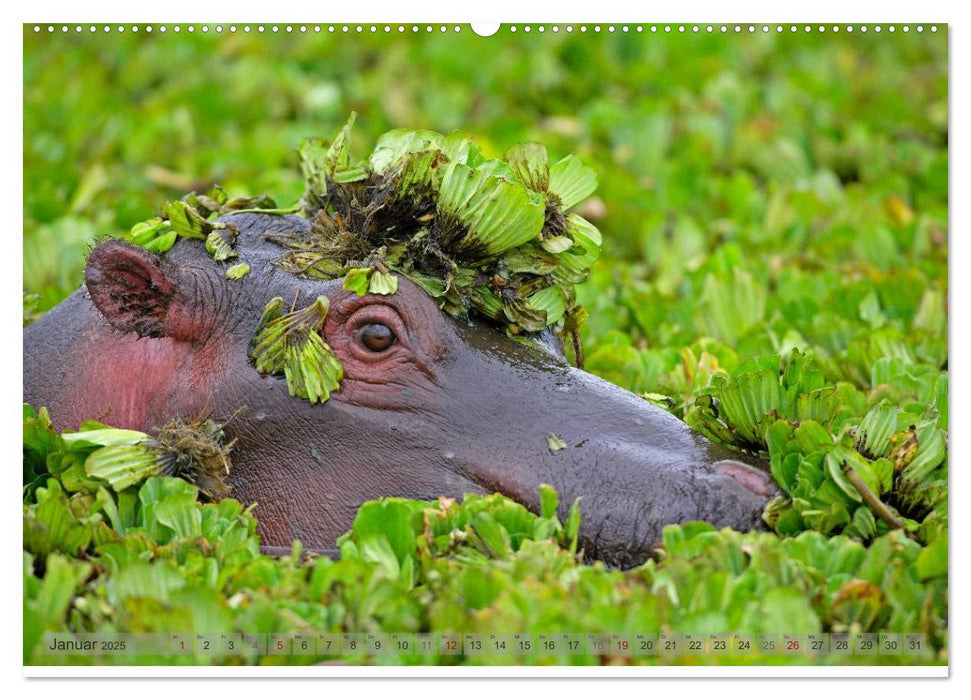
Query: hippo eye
[{"left": 356, "top": 323, "right": 396, "bottom": 352}]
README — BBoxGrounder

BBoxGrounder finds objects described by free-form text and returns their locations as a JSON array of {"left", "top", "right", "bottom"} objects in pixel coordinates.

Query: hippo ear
[{"left": 85, "top": 239, "right": 185, "bottom": 339}]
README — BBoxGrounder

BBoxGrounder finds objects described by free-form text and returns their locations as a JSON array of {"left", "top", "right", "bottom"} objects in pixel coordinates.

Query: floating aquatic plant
[
  {"left": 128, "top": 186, "right": 283, "bottom": 262},
  {"left": 225, "top": 262, "right": 250, "bottom": 280},
  {"left": 122, "top": 117, "right": 602, "bottom": 353},
  {"left": 21, "top": 407, "right": 236, "bottom": 500},
  {"left": 205, "top": 228, "right": 238, "bottom": 262},
  {"left": 129, "top": 217, "right": 177, "bottom": 255},
  {"left": 684, "top": 351, "right": 947, "bottom": 545},
  {"left": 342, "top": 266, "right": 399, "bottom": 296},
  {"left": 284, "top": 115, "right": 602, "bottom": 338},
  {"left": 249, "top": 296, "right": 343, "bottom": 405},
  {"left": 547, "top": 433, "right": 568, "bottom": 453},
  {"left": 83, "top": 416, "right": 234, "bottom": 498}
]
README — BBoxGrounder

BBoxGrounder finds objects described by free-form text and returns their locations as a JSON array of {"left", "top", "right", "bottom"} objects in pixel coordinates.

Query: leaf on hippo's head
[
  {"left": 369, "top": 270, "right": 399, "bottom": 295},
  {"left": 343, "top": 267, "right": 400, "bottom": 296},
  {"left": 505, "top": 142, "right": 550, "bottom": 193},
  {"left": 130, "top": 217, "right": 177, "bottom": 254},
  {"left": 369, "top": 128, "right": 444, "bottom": 176},
  {"left": 249, "top": 295, "right": 343, "bottom": 405},
  {"left": 437, "top": 161, "right": 546, "bottom": 259},
  {"left": 549, "top": 155, "right": 598, "bottom": 209},
  {"left": 283, "top": 330, "right": 344, "bottom": 405},
  {"left": 343, "top": 267, "right": 371, "bottom": 296},
  {"left": 205, "top": 229, "right": 238, "bottom": 262},
  {"left": 281, "top": 118, "right": 602, "bottom": 343},
  {"left": 162, "top": 200, "right": 221, "bottom": 240},
  {"left": 547, "top": 434, "right": 568, "bottom": 453},
  {"left": 321, "top": 112, "right": 368, "bottom": 184},
  {"left": 225, "top": 262, "right": 250, "bottom": 280},
  {"left": 123, "top": 117, "right": 603, "bottom": 346},
  {"left": 299, "top": 113, "right": 367, "bottom": 214},
  {"left": 278, "top": 251, "right": 344, "bottom": 280}
]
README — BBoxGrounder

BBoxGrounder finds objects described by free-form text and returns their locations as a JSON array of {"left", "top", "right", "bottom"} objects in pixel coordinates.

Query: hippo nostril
[{"left": 714, "top": 460, "right": 779, "bottom": 498}]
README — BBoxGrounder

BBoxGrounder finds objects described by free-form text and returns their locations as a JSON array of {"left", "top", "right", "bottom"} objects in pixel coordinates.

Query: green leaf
[
  {"left": 539, "top": 483, "right": 559, "bottom": 519},
  {"left": 539, "top": 234, "right": 574, "bottom": 254},
  {"left": 61, "top": 428, "right": 149, "bottom": 451},
  {"left": 824, "top": 451, "right": 864, "bottom": 503},
  {"left": 915, "top": 533, "right": 947, "bottom": 580},
  {"left": 694, "top": 269, "right": 767, "bottom": 346},
  {"left": 505, "top": 142, "right": 549, "bottom": 192},
  {"left": 225, "top": 262, "right": 250, "bottom": 280},
  {"left": 154, "top": 498, "right": 203, "bottom": 539},
  {"left": 343, "top": 267, "right": 371, "bottom": 296},
  {"left": 369, "top": 128, "right": 444, "bottom": 175},
  {"left": 437, "top": 161, "right": 546, "bottom": 258},
  {"left": 359, "top": 534, "right": 402, "bottom": 579},
  {"left": 564, "top": 498, "right": 582, "bottom": 553},
  {"left": 547, "top": 433, "right": 568, "bottom": 453},
  {"left": 369, "top": 270, "right": 399, "bottom": 295},
  {"left": 85, "top": 444, "right": 161, "bottom": 491},
  {"left": 441, "top": 130, "right": 482, "bottom": 165},
  {"left": 29, "top": 553, "right": 91, "bottom": 626},
  {"left": 759, "top": 586, "right": 821, "bottom": 633},
  {"left": 162, "top": 199, "right": 219, "bottom": 240},
  {"left": 28, "top": 481, "right": 93, "bottom": 555},
  {"left": 528, "top": 286, "right": 567, "bottom": 327},
  {"left": 324, "top": 112, "right": 366, "bottom": 182},
  {"left": 129, "top": 217, "right": 178, "bottom": 254},
  {"left": 250, "top": 295, "right": 343, "bottom": 404},
  {"left": 283, "top": 331, "right": 343, "bottom": 405},
  {"left": 129, "top": 217, "right": 168, "bottom": 245},
  {"left": 855, "top": 401, "right": 898, "bottom": 458},
  {"left": 205, "top": 230, "right": 237, "bottom": 262},
  {"left": 548, "top": 155, "right": 597, "bottom": 209},
  {"left": 351, "top": 499, "right": 420, "bottom": 568},
  {"left": 107, "top": 561, "right": 186, "bottom": 604},
  {"left": 471, "top": 512, "right": 512, "bottom": 557},
  {"left": 143, "top": 231, "right": 178, "bottom": 254},
  {"left": 553, "top": 216, "right": 602, "bottom": 281}
]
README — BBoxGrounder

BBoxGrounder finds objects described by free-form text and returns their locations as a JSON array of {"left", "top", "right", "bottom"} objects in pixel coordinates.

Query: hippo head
[{"left": 31, "top": 211, "right": 776, "bottom": 568}]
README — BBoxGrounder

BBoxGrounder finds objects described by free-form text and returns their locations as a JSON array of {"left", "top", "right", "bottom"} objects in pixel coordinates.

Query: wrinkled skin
[{"left": 23, "top": 213, "right": 777, "bottom": 568}]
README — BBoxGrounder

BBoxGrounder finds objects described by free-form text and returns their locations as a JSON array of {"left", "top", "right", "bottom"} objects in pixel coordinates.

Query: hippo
[{"left": 23, "top": 211, "right": 777, "bottom": 568}]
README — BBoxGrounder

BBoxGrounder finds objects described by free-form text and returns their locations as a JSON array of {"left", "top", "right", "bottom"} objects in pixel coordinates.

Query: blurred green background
[{"left": 24, "top": 29, "right": 947, "bottom": 303}]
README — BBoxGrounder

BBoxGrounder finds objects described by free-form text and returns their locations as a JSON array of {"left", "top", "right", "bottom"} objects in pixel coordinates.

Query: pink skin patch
[
  {"left": 714, "top": 460, "right": 780, "bottom": 498},
  {"left": 60, "top": 332, "right": 228, "bottom": 431}
]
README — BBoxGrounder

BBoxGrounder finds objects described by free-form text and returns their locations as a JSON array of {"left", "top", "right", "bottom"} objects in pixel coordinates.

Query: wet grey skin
[{"left": 23, "top": 213, "right": 777, "bottom": 569}]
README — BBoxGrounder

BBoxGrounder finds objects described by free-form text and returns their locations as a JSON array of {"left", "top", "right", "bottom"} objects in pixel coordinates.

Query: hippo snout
[
  {"left": 552, "top": 444, "right": 774, "bottom": 568},
  {"left": 444, "top": 349, "right": 779, "bottom": 568}
]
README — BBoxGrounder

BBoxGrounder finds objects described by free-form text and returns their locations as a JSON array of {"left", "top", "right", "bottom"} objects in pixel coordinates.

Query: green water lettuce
[
  {"left": 22, "top": 406, "right": 946, "bottom": 666},
  {"left": 290, "top": 116, "right": 602, "bottom": 339},
  {"left": 249, "top": 296, "right": 343, "bottom": 405}
]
